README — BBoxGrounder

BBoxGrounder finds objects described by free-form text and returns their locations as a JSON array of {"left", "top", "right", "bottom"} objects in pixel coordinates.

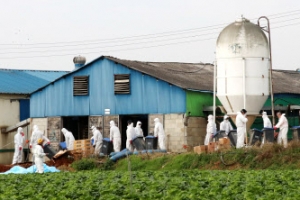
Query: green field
[{"left": 0, "top": 170, "right": 299, "bottom": 200}]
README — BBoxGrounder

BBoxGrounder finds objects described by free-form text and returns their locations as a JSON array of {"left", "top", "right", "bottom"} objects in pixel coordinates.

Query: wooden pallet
[{"left": 73, "top": 139, "right": 93, "bottom": 157}]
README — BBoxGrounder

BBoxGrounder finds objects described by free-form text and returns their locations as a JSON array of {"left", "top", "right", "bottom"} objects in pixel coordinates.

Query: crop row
[{"left": 0, "top": 170, "right": 299, "bottom": 199}]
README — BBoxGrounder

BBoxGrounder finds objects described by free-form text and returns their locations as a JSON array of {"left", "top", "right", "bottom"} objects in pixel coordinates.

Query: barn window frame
[
  {"left": 73, "top": 76, "right": 89, "bottom": 96},
  {"left": 114, "top": 74, "right": 131, "bottom": 94}
]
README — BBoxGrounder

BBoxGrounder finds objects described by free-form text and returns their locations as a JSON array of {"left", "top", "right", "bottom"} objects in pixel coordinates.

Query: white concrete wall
[
  {"left": 164, "top": 114, "right": 207, "bottom": 153},
  {"left": 0, "top": 94, "right": 27, "bottom": 164},
  {"left": 164, "top": 113, "right": 185, "bottom": 153}
]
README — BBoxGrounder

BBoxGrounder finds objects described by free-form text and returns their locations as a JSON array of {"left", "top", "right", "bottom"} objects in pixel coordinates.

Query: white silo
[{"left": 216, "top": 17, "right": 270, "bottom": 129}]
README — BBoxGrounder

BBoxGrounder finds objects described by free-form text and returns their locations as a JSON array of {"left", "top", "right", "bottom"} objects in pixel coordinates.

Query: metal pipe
[
  {"left": 243, "top": 58, "right": 248, "bottom": 145},
  {"left": 258, "top": 16, "right": 275, "bottom": 126},
  {"left": 243, "top": 58, "right": 246, "bottom": 109},
  {"left": 213, "top": 61, "right": 217, "bottom": 124}
]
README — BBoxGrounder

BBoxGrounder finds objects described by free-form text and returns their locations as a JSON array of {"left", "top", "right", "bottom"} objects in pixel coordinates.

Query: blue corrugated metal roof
[{"left": 0, "top": 69, "right": 67, "bottom": 94}]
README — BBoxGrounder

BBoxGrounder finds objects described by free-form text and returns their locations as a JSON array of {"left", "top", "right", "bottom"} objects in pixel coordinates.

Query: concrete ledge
[{"left": 5, "top": 119, "right": 31, "bottom": 133}]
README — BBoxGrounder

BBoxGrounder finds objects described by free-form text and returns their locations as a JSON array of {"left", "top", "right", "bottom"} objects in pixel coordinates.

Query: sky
[{"left": 0, "top": 0, "right": 299, "bottom": 71}]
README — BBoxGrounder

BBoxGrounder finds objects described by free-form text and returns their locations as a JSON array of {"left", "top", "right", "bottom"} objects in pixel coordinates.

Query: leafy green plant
[
  {"left": 71, "top": 158, "right": 97, "bottom": 171},
  {"left": 1, "top": 170, "right": 300, "bottom": 199}
]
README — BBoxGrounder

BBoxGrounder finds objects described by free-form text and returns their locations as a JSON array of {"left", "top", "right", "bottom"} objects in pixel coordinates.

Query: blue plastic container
[
  {"left": 291, "top": 126, "right": 300, "bottom": 141},
  {"left": 60, "top": 142, "right": 67, "bottom": 150},
  {"left": 250, "top": 129, "right": 263, "bottom": 145},
  {"left": 101, "top": 138, "right": 113, "bottom": 155},
  {"left": 132, "top": 136, "right": 146, "bottom": 151},
  {"left": 145, "top": 136, "right": 158, "bottom": 150},
  {"left": 262, "top": 128, "right": 275, "bottom": 143},
  {"left": 214, "top": 130, "right": 227, "bottom": 142},
  {"left": 228, "top": 130, "right": 237, "bottom": 147}
]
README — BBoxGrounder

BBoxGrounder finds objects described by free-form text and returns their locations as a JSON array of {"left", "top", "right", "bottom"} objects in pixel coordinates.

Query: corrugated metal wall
[{"left": 30, "top": 58, "right": 186, "bottom": 117}]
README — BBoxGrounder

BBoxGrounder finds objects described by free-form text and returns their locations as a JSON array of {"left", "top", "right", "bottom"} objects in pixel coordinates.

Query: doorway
[
  {"left": 62, "top": 116, "right": 89, "bottom": 140},
  {"left": 119, "top": 115, "right": 148, "bottom": 149}
]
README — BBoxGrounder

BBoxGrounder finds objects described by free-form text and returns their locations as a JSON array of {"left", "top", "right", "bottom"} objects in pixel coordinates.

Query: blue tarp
[
  {"left": 1, "top": 164, "right": 60, "bottom": 174},
  {"left": 110, "top": 148, "right": 167, "bottom": 162}
]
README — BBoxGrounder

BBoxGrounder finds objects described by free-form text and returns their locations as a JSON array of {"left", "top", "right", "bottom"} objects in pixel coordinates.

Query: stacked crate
[
  {"left": 73, "top": 139, "right": 93, "bottom": 157},
  {"left": 218, "top": 138, "right": 231, "bottom": 151}
]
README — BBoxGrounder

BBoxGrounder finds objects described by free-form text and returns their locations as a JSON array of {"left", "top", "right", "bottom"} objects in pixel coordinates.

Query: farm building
[
  {"left": 29, "top": 56, "right": 300, "bottom": 154},
  {"left": 0, "top": 69, "right": 67, "bottom": 164}
]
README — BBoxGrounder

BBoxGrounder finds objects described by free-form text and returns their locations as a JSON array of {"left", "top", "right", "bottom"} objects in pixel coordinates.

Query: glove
[
  {"left": 19, "top": 147, "right": 22, "bottom": 151},
  {"left": 29, "top": 145, "right": 32, "bottom": 149},
  {"left": 273, "top": 126, "right": 278, "bottom": 130}
]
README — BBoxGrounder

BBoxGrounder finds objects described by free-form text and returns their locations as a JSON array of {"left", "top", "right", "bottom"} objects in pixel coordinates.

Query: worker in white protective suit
[
  {"left": 261, "top": 111, "right": 272, "bottom": 145},
  {"left": 91, "top": 126, "right": 103, "bottom": 156},
  {"left": 262, "top": 112, "right": 272, "bottom": 128},
  {"left": 135, "top": 121, "right": 144, "bottom": 137},
  {"left": 204, "top": 115, "right": 216, "bottom": 145},
  {"left": 154, "top": 118, "right": 166, "bottom": 150},
  {"left": 274, "top": 112, "right": 289, "bottom": 148},
  {"left": 61, "top": 128, "right": 75, "bottom": 150},
  {"left": 236, "top": 109, "right": 248, "bottom": 149},
  {"left": 12, "top": 127, "right": 25, "bottom": 164},
  {"left": 34, "top": 138, "right": 48, "bottom": 173},
  {"left": 30, "top": 125, "right": 44, "bottom": 151},
  {"left": 220, "top": 115, "right": 233, "bottom": 135},
  {"left": 126, "top": 120, "right": 136, "bottom": 152},
  {"left": 110, "top": 121, "right": 121, "bottom": 152}
]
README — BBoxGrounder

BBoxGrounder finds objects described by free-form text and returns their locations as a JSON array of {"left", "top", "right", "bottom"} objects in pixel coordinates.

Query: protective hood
[
  {"left": 136, "top": 121, "right": 142, "bottom": 128},
  {"left": 207, "top": 115, "right": 213, "bottom": 122},
  {"left": 91, "top": 126, "right": 97, "bottom": 132},
  {"left": 223, "top": 115, "right": 229, "bottom": 120},
  {"left": 110, "top": 121, "right": 116, "bottom": 127},
  {"left": 17, "top": 127, "right": 23, "bottom": 134},
  {"left": 154, "top": 118, "right": 160, "bottom": 124},
  {"left": 262, "top": 111, "right": 268, "bottom": 119},
  {"left": 33, "top": 125, "right": 38, "bottom": 131},
  {"left": 61, "top": 128, "right": 67, "bottom": 135}
]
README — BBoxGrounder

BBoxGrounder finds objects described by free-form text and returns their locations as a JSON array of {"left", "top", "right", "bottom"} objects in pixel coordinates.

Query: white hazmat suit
[
  {"left": 262, "top": 112, "right": 272, "bottom": 145},
  {"left": 126, "top": 123, "right": 136, "bottom": 152},
  {"left": 91, "top": 126, "right": 103, "bottom": 155},
  {"left": 275, "top": 113, "right": 289, "bottom": 148},
  {"left": 61, "top": 128, "right": 75, "bottom": 150},
  {"left": 12, "top": 127, "right": 25, "bottom": 164},
  {"left": 135, "top": 121, "right": 144, "bottom": 137},
  {"left": 110, "top": 121, "right": 121, "bottom": 152},
  {"left": 220, "top": 115, "right": 233, "bottom": 135},
  {"left": 235, "top": 112, "right": 248, "bottom": 148},
  {"left": 204, "top": 115, "right": 217, "bottom": 145},
  {"left": 34, "top": 144, "right": 46, "bottom": 173},
  {"left": 154, "top": 118, "right": 166, "bottom": 150},
  {"left": 262, "top": 112, "right": 272, "bottom": 128},
  {"left": 30, "top": 125, "right": 44, "bottom": 151}
]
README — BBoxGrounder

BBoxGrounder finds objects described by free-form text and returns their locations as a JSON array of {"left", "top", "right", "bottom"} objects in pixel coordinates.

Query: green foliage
[
  {"left": 114, "top": 142, "right": 300, "bottom": 171},
  {"left": 71, "top": 158, "right": 97, "bottom": 171},
  {"left": 101, "top": 159, "right": 115, "bottom": 171},
  {"left": 1, "top": 170, "right": 300, "bottom": 199}
]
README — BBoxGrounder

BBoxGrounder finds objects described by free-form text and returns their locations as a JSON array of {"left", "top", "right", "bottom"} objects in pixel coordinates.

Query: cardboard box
[
  {"left": 194, "top": 145, "right": 207, "bottom": 154},
  {"left": 207, "top": 142, "right": 216, "bottom": 153},
  {"left": 219, "top": 138, "right": 230, "bottom": 145},
  {"left": 218, "top": 143, "right": 231, "bottom": 151}
]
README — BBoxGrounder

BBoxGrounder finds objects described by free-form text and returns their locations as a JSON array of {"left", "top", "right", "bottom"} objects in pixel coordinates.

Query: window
[
  {"left": 73, "top": 76, "right": 89, "bottom": 96},
  {"left": 114, "top": 74, "right": 130, "bottom": 94}
]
